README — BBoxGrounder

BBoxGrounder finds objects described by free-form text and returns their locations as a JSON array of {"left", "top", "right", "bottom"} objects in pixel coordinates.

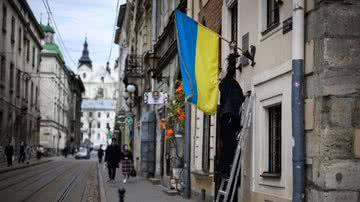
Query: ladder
[{"left": 216, "top": 94, "right": 254, "bottom": 202}]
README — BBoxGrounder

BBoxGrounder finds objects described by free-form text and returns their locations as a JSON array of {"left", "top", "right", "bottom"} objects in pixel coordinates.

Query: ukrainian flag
[{"left": 175, "top": 10, "right": 219, "bottom": 114}]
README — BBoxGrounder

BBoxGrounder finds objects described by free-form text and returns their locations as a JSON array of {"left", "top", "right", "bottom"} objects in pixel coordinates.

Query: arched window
[{"left": 83, "top": 73, "right": 86, "bottom": 79}]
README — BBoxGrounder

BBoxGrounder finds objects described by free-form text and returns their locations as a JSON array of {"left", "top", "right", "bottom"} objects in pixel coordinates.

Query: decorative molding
[{"left": 253, "top": 60, "right": 292, "bottom": 86}]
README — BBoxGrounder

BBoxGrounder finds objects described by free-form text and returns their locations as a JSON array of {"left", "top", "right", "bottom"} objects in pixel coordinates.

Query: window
[
  {"left": 89, "top": 112, "right": 92, "bottom": 117},
  {"left": 81, "top": 112, "right": 83, "bottom": 117},
  {"left": 0, "top": 56, "right": 5, "bottom": 82},
  {"left": 83, "top": 73, "right": 86, "bottom": 79},
  {"left": 2, "top": 5, "right": 7, "bottom": 32},
  {"left": 24, "top": 80, "right": 29, "bottom": 100},
  {"left": 266, "top": 0, "right": 280, "bottom": 30},
  {"left": 16, "top": 69, "right": 21, "bottom": 97},
  {"left": 97, "top": 122, "right": 101, "bottom": 128},
  {"left": 230, "top": 4, "right": 238, "bottom": 44},
  {"left": 202, "top": 114, "right": 211, "bottom": 173},
  {"left": 30, "top": 82, "right": 34, "bottom": 106},
  {"left": 107, "top": 112, "right": 110, "bottom": 118},
  {"left": 0, "top": 111, "right": 3, "bottom": 136},
  {"left": 26, "top": 39, "right": 30, "bottom": 62},
  {"left": 32, "top": 47, "right": 35, "bottom": 67},
  {"left": 18, "top": 28, "right": 22, "bottom": 51},
  {"left": 97, "top": 133, "right": 100, "bottom": 140},
  {"left": 35, "top": 87, "right": 38, "bottom": 108},
  {"left": 9, "top": 63, "right": 14, "bottom": 93},
  {"left": 10, "top": 16, "right": 15, "bottom": 43},
  {"left": 98, "top": 112, "right": 101, "bottom": 118},
  {"left": 262, "top": 104, "right": 282, "bottom": 177},
  {"left": 106, "top": 123, "right": 110, "bottom": 129}
]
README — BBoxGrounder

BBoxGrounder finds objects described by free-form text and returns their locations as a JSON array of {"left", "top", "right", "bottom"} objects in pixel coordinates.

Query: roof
[
  {"left": 40, "top": 24, "right": 55, "bottom": 33},
  {"left": 81, "top": 99, "right": 115, "bottom": 110},
  {"left": 43, "top": 42, "right": 64, "bottom": 61}
]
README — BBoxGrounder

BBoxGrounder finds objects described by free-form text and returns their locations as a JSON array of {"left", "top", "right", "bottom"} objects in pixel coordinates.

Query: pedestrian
[
  {"left": 98, "top": 144, "right": 104, "bottom": 163},
  {"left": 120, "top": 144, "right": 133, "bottom": 184},
  {"left": 18, "top": 142, "right": 26, "bottom": 164},
  {"left": 4, "top": 142, "right": 14, "bottom": 167},
  {"left": 36, "top": 145, "right": 42, "bottom": 160},
  {"left": 105, "top": 138, "right": 121, "bottom": 182},
  {"left": 25, "top": 145, "right": 31, "bottom": 164}
]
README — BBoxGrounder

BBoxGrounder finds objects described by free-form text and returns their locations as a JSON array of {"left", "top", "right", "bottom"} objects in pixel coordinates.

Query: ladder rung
[{"left": 219, "top": 190, "right": 226, "bottom": 195}]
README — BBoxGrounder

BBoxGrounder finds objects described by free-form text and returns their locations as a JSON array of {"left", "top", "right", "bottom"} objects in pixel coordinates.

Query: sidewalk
[
  {"left": 0, "top": 156, "right": 57, "bottom": 174},
  {"left": 97, "top": 163, "right": 193, "bottom": 202}
]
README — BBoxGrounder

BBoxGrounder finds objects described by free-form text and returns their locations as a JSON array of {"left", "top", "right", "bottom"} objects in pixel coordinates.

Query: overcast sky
[{"left": 28, "top": 0, "right": 125, "bottom": 71}]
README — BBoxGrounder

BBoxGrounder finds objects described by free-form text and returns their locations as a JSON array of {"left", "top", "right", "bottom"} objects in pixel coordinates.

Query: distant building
[
  {"left": 0, "top": 0, "right": 44, "bottom": 155},
  {"left": 77, "top": 39, "right": 118, "bottom": 148},
  {"left": 81, "top": 99, "right": 116, "bottom": 148}
]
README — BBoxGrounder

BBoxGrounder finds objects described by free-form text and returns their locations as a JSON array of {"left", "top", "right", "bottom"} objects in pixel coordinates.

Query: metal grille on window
[
  {"left": 268, "top": 104, "right": 281, "bottom": 174},
  {"left": 267, "top": 0, "right": 280, "bottom": 29}
]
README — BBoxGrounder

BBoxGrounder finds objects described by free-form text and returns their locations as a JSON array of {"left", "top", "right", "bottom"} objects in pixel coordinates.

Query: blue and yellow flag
[{"left": 175, "top": 10, "right": 219, "bottom": 114}]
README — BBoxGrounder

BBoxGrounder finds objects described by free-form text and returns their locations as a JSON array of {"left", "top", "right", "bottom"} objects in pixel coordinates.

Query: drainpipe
[
  {"left": 151, "top": 0, "right": 157, "bottom": 51},
  {"left": 183, "top": 103, "right": 191, "bottom": 199},
  {"left": 292, "top": 0, "right": 305, "bottom": 201}
]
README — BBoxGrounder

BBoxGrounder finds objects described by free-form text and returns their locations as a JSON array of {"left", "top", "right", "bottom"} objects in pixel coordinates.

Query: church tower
[{"left": 78, "top": 37, "right": 92, "bottom": 68}]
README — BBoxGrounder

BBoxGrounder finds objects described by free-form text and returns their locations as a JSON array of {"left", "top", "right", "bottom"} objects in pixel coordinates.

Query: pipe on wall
[{"left": 292, "top": 0, "right": 305, "bottom": 201}]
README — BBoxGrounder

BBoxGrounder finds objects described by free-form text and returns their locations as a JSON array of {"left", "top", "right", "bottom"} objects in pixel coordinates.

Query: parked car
[{"left": 75, "top": 147, "right": 90, "bottom": 159}]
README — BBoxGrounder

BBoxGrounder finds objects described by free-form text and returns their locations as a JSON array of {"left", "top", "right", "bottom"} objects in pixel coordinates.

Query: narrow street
[{"left": 0, "top": 158, "right": 99, "bottom": 202}]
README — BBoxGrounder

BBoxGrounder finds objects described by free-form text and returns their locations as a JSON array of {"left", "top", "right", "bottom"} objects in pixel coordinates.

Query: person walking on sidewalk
[
  {"left": 98, "top": 144, "right": 104, "bottom": 163},
  {"left": 5, "top": 142, "right": 14, "bottom": 167},
  {"left": 121, "top": 144, "right": 133, "bottom": 184},
  {"left": 18, "top": 142, "right": 26, "bottom": 164},
  {"left": 105, "top": 138, "right": 121, "bottom": 182}
]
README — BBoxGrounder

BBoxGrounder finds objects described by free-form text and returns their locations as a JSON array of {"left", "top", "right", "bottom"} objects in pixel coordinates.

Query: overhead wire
[{"left": 107, "top": 0, "right": 121, "bottom": 63}]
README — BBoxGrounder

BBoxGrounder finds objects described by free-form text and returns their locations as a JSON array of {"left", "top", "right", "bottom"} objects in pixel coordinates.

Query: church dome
[
  {"left": 43, "top": 42, "right": 64, "bottom": 61},
  {"left": 40, "top": 24, "right": 55, "bottom": 33}
]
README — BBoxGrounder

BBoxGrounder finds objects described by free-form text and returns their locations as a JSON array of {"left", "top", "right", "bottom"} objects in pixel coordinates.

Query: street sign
[{"left": 144, "top": 91, "right": 168, "bottom": 104}]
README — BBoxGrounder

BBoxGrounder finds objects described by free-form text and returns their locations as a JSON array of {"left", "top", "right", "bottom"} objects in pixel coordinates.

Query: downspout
[
  {"left": 292, "top": 0, "right": 305, "bottom": 201},
  {"left": 151, "top": 0, "right": 157, "bottom": 51}
]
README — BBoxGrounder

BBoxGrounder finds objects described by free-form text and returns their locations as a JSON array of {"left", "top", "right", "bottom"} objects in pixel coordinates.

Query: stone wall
[{"left": 305, "top": 1, "right": 360, "bottom": 201}]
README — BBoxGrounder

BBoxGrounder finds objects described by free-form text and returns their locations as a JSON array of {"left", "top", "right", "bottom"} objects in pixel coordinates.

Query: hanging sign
[{"left": 144, "top": 91, "right": 168, "bottom": 104}]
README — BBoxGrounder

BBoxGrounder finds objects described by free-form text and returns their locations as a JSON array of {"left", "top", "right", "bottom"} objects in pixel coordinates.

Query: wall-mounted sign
[
  {"left": 283, "top": 17, "right": 293, "bottom": 34},
  {"left": 144, "top": 91, "right": 168, "bottom": 104}
]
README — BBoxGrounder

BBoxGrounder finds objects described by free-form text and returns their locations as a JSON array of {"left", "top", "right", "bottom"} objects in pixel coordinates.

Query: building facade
[
  {"left": 77, "top": 39, "right": 118, "bottom": 148},
  {"left": 0, "top": 0, "right": 43, "bottom": 157},
  {"left": 38, "top": 23, "right": 85, "bottom": 155},
  {"left": 221, "top": 0, "right": 360, "bottom": 201},
  {"left": 115, "top": 0, "right": 360, "bottom": 201}
]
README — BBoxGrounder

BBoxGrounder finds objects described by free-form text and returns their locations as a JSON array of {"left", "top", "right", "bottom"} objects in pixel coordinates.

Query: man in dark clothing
[
  {"left": 5, "top": 143, "right": 14, "bottom": 167},
  {"left": 217, "top": 53, "right": 246, "bottom": 202},
  {"left": 105, "top": 138, "right": 122, "bottom": 182},
  {"left": 98, "top": 144, "right": 104, "bottom": 163},
  {"left": 18, "top": 142, "right": 26, "bottom": 164}
]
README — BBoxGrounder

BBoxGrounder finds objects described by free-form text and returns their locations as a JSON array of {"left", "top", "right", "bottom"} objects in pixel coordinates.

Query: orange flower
[{"left": 166, "top": 129, "right": 174, "bottom": 136}]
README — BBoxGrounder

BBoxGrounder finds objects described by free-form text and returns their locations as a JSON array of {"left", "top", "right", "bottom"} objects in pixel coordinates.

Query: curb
[
  {"left": 0, "top": 159, "right": 53, "bottom": 174},
  {"left": 97, "top": 162, "right": 107, "bottom": 202}
]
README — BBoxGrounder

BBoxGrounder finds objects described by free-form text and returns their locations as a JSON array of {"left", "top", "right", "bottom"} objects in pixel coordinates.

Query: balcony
[{"left": 125, "top": 54, "right": 144, "bottom": 78}]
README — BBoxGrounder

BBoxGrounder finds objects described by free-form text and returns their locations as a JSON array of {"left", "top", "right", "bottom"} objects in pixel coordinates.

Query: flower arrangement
[{"left": 163, "top": 80, "right": 185, "bottom": 140}]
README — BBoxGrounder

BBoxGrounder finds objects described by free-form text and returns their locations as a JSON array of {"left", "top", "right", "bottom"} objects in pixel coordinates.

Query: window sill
[
  {"left": 260, "top": 172, "right": 281, "bottom": 179},
  {"left": 261, "top": 22, "right": 280, "bottom": 36}
]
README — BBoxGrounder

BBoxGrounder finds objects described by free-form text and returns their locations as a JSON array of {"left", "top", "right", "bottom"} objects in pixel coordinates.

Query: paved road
[{"left": 0, "top": 157, "right": 98, "bottom": 202}]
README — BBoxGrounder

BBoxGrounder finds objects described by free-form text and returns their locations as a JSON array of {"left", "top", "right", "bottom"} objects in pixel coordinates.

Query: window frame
[
  {"left": 0, "top": 55, "right": 6, "bottom": 84},
  {"left": 16, "top": 69, "right": 21, "bottom": 97},
  {"left": 202, "top": 114, "right": 211, "bottom": 173},
  {"left": 89, "top": 112, "right": 92, "bottom": 117},
  {"left": 262, "top": 0, "right": 280, "bottom": 35},
  {"left": 2, "top": 4, "right": 7, "bottom": 33},
  {"left": 260, "top": 104, "right": 282, "bottom": 178},
  {"left": 98, "top": 112, "right": 101, "bottom": 118},
  {"left": 9, "top": 63, "right": 14, "bottom": 94},
  {"left": 230, "top": 3, "right": 238, "bottom": 44},
  {"left": 97, "top": 122, "right": 101, "bottom": 128},
  {"left": 18, "top": 27, "right": 22, "bottom": 52},
  {"left": 10, "top": 16, "right": 15, "bottom": 44},
  {"left": 32, "top": 46, "right": 36, "bottom": 68}
]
